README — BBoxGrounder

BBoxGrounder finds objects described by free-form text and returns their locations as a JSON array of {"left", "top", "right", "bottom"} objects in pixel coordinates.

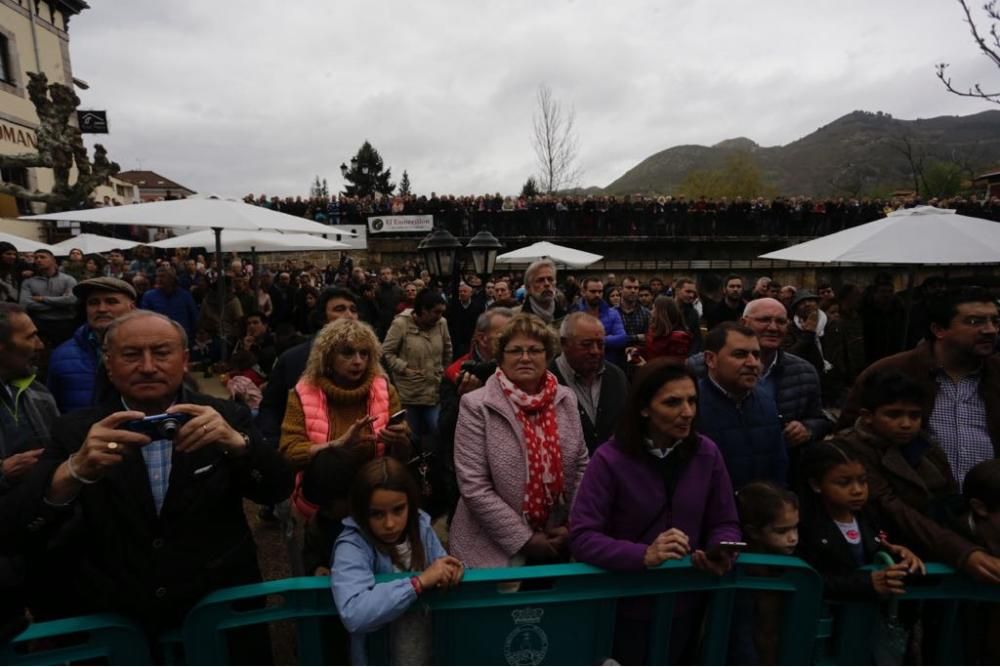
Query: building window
[
  {"left": 0, "top": 34, "right": 10, "bottom": 84},
  {"left": 1, "top": 167, "right": 33, "bottom": 215}
]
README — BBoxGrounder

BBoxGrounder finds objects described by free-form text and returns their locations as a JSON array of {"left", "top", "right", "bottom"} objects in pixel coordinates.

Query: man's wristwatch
[{"left": 224, "top": 432, "right": 251, "bottom": 456}]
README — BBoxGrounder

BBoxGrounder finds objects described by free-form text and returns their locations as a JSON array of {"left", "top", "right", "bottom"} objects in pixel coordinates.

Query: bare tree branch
[
  {"left": 531, "top": 84, "right": 581, "bottom": 193},
  {"left": 936, "top": 0, "right": 1000, "bottom": 104}
]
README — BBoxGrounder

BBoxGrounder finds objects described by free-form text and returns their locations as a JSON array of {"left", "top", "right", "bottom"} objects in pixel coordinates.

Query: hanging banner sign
[
  {"left": 367, "top": 214, "right": 433, "bottom": 234},
  {"left": 77, "top": 110, "right": 109, "bottom": 133}
]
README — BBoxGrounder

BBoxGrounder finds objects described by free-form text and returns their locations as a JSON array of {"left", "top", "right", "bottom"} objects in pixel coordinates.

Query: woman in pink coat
[{"left": 450, "top": 313, "right": 589, "bottom": 568}]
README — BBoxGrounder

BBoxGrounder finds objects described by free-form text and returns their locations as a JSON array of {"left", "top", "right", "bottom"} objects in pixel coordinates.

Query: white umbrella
[
  {"left": 759, "top": 206, "right": 1000, "bottom": 264},
  {"left": 21, "top": 197, "right": 355, "bottom": 353},
  {"left": 759, "top": 205, "right": 1000, "bottom": 347},
  {"left": 21, "top": 196, "right": 357, "bottom": 236},
  {"left": 0, "top": 231, "right": 55, "bottom": 253},
  {"left": 147, "top": 229, "right": 349, "bottom": 252},
  {"left": 50, "top": 233, "right": 140, "bottom": 255},
  {"left": 496, "top": 241, "right": 603, "bottom": 269}
]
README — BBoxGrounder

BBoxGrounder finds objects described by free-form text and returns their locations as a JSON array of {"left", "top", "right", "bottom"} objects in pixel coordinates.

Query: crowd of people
[
  {"left": 0, "top": 238, "right": 999, "bottom": 664},
  {"left": 244, "top": 191, "right": 1000, "bottom": 239}
]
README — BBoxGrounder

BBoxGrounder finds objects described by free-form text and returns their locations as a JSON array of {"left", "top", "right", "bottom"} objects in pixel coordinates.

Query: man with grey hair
[
  {"left": 13, "top": 309, "right": 291, "bottom": 647},
  {"left": 689, "top": 297, "right": 830, "bottom": 458},
  {"left": 551, "top": 312, "right": 627, "bottom": 454},
  {"left": 515, "top": 259, "right": 566, "bottom": 330}
]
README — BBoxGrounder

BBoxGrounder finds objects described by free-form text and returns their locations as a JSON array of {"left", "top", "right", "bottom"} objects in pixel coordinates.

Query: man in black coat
[
  {"left": 11, "top": 310, "right": 293, "bottom": 643},
  {"left": 446, "top": 281, "right": 484, "bottom": 359},
  {"left": 375, "top": 266, "right": 403, "bottom": 339}
]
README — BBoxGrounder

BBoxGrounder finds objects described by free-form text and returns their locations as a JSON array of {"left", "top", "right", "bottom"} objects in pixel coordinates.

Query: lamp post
[{"left": 418, "top": 227, "right": 502, "bottom": 293}]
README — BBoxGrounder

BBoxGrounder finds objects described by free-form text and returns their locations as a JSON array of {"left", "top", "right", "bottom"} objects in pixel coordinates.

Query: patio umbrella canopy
[
  {"left": 50, "top": 233, "right": 140, "bottom": 255},
  {"left": 0, "top": 231, "right": 54, "bottom": 253},
  {"left": 759, "top": 206, "right": 1000, "bottom": 264},
  {"left": 148, "top": 230, "right": 350, "bottom": 252},
  {"left": 496, "top": 241, "right": 603, "bottom": 269},
  {"left": 22, "top": 197, "right": 357, "bottom": 357},
  {"left": 21, "top": 196, "right": 357, "bottom": 236}
]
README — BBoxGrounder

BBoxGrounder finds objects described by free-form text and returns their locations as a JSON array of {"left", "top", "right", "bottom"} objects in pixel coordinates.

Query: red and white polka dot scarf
[{"left": 496, "top": 368, "right": 564, "bottom": 530}]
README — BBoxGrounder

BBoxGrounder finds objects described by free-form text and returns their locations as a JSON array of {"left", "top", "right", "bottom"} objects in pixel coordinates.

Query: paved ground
[
  {"left": 197, "top": 371, "right": 298, "bottom": 663},
  {"left": 243, "top": 501, "right": 297, "bottom": 664}
]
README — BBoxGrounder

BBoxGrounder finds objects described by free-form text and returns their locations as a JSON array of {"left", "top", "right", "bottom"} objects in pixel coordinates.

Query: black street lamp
[
  {"left": 418, "top": 228, "right": 503, "bottom": 289},
  {"left": 465, "top": 229, "right": 503, "bottom": 277},
  {"left": 417, "top": 228, "right": 461, "bottom": 279}
]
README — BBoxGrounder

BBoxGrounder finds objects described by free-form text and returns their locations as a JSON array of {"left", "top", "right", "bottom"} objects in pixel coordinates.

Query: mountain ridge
[{"left": 601, "top": 109, "right": 1000, "bottom": 197}]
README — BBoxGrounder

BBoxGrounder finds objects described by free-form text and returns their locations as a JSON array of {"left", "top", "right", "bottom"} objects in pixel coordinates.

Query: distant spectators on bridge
[{"left": 242, "top": 192, "right": 1000, "bottom": 238}]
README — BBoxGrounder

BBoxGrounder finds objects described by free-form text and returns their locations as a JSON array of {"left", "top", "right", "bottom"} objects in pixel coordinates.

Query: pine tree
[
  {"left": 343, "top": 141, "right": 395, "bottom": 197},
  {"left": 520, "top": 176, "right": 540, "bottom": 198},
  {"left": 399, "top": 170, "right": 411, "bottom": 196},
  {"left": 310, "top": 175, "right": 329, "bottom": 198}
]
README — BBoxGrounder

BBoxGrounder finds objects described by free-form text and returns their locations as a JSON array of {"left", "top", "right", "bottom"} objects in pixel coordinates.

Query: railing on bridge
[{"left": 4, "top": 556, "right": 998, "bottom": 665}]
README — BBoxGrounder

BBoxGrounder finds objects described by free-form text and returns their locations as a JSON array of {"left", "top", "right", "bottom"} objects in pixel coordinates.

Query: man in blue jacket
[
  {"left": 573, "top": 277, "right": 629, "bottom": 367},
  {"left": 47, "top": 277, "right": 135, "bottom": 413},
  {"left": 697, "top": 321, "right": 787, "bottom": 490},
  {"left": 140, "top": 266, "right": 198, "bottom": 344}
]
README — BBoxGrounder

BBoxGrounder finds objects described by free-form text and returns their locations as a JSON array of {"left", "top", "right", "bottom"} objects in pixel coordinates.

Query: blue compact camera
[{"left": 124, "top": 413, "right": 192, "bottom": 441}]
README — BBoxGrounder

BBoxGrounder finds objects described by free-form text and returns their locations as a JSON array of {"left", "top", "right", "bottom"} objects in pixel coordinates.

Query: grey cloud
[{"left": 73, "top": 0, "right": 1000, "bottom": 196}]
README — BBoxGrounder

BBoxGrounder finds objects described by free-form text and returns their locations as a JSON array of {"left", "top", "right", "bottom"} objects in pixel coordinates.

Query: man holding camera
[
  {"left": 437, "top": 307, "right": 513, "bottom": 517},
  {"left": 12, "top": 310, "right": 293, "bottom": 641}
]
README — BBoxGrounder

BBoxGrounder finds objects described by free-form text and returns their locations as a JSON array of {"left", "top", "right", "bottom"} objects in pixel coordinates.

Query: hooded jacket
[{"left": 381, "top": 309, "right": 453, "bottom": 406}]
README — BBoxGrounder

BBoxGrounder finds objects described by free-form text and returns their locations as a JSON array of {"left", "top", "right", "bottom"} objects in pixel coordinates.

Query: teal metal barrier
[
  {"left": 182, "top": 576, "right": 337, "bottom": 666},
  {"left": 817, "top": 563, "right": 1000, "bottom": 665},
  {"left": 0, "top": 613, "right": 150, "bottom": 665},
  {"left": 180, "top": 554, "right": 823, "bottom": 665}
]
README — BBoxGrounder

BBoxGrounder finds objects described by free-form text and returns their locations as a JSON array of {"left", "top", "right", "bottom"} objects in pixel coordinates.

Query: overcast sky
[{"left": 69, "top": 0, "right": 1000, "bottom": 198}]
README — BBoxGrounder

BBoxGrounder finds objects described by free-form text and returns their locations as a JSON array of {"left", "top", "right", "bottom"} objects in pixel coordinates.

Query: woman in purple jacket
[{"left": 569, "top": 360, "right": 741, "bottom": 663}]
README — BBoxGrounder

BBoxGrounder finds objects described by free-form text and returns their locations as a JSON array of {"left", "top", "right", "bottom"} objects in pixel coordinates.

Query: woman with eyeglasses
[{"left": 449, "top": 313, "right": 589, "bottom": 568}]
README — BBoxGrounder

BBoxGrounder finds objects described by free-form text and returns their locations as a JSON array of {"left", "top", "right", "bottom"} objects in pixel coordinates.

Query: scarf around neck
[
  {"left": 496, "top": 368, "right": 564, "bottom": 530},
  {"left": 527, "top": 296, "right": 556, "bottom": 323}
]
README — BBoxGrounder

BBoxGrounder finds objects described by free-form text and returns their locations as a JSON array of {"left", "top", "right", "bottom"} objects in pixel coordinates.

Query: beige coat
[{"left": 381, "top": 308, "right": 453, "bottom": 405}]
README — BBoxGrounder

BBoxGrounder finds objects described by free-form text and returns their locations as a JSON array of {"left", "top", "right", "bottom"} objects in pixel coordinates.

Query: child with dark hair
[
  {"left": 300, "top": 446, "right": 365, "bottom": 576},
  {"left": 731, "top": 482, "right": 801, "bottom": 664},
  {"left": 835, "top": 369, "right": 998, "bottom": 579},
  {"left": 738, "top": 481, "right": 800, "bottom": 557},
  {"left": 332, "top": 458, "right": 463, "bottom": 665},
  {"left": 797, "top": 442, "right": 924, "bottom": 600},
  {"left": 944, "top": 460, "right": 1000, "bottom": 663}
]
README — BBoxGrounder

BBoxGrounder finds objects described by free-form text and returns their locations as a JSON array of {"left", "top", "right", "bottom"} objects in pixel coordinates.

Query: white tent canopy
[
  {"left": 21, "top": 196, "right": 357, "bottom": 236},
  {"left": 50, "top": 233, "right": 140, "bottom": 255},
  {"left": 496, "top": 241, "right": 603, "bottom": 269},
  {"left": 147, "top": 230, "right": 350, "bottom": 253},
  {"left": 0, "top": 231, "right": 54, "bottom": 253},
  {"left": 760, "top": 206, "right": 1000, "bottom": 264}
]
